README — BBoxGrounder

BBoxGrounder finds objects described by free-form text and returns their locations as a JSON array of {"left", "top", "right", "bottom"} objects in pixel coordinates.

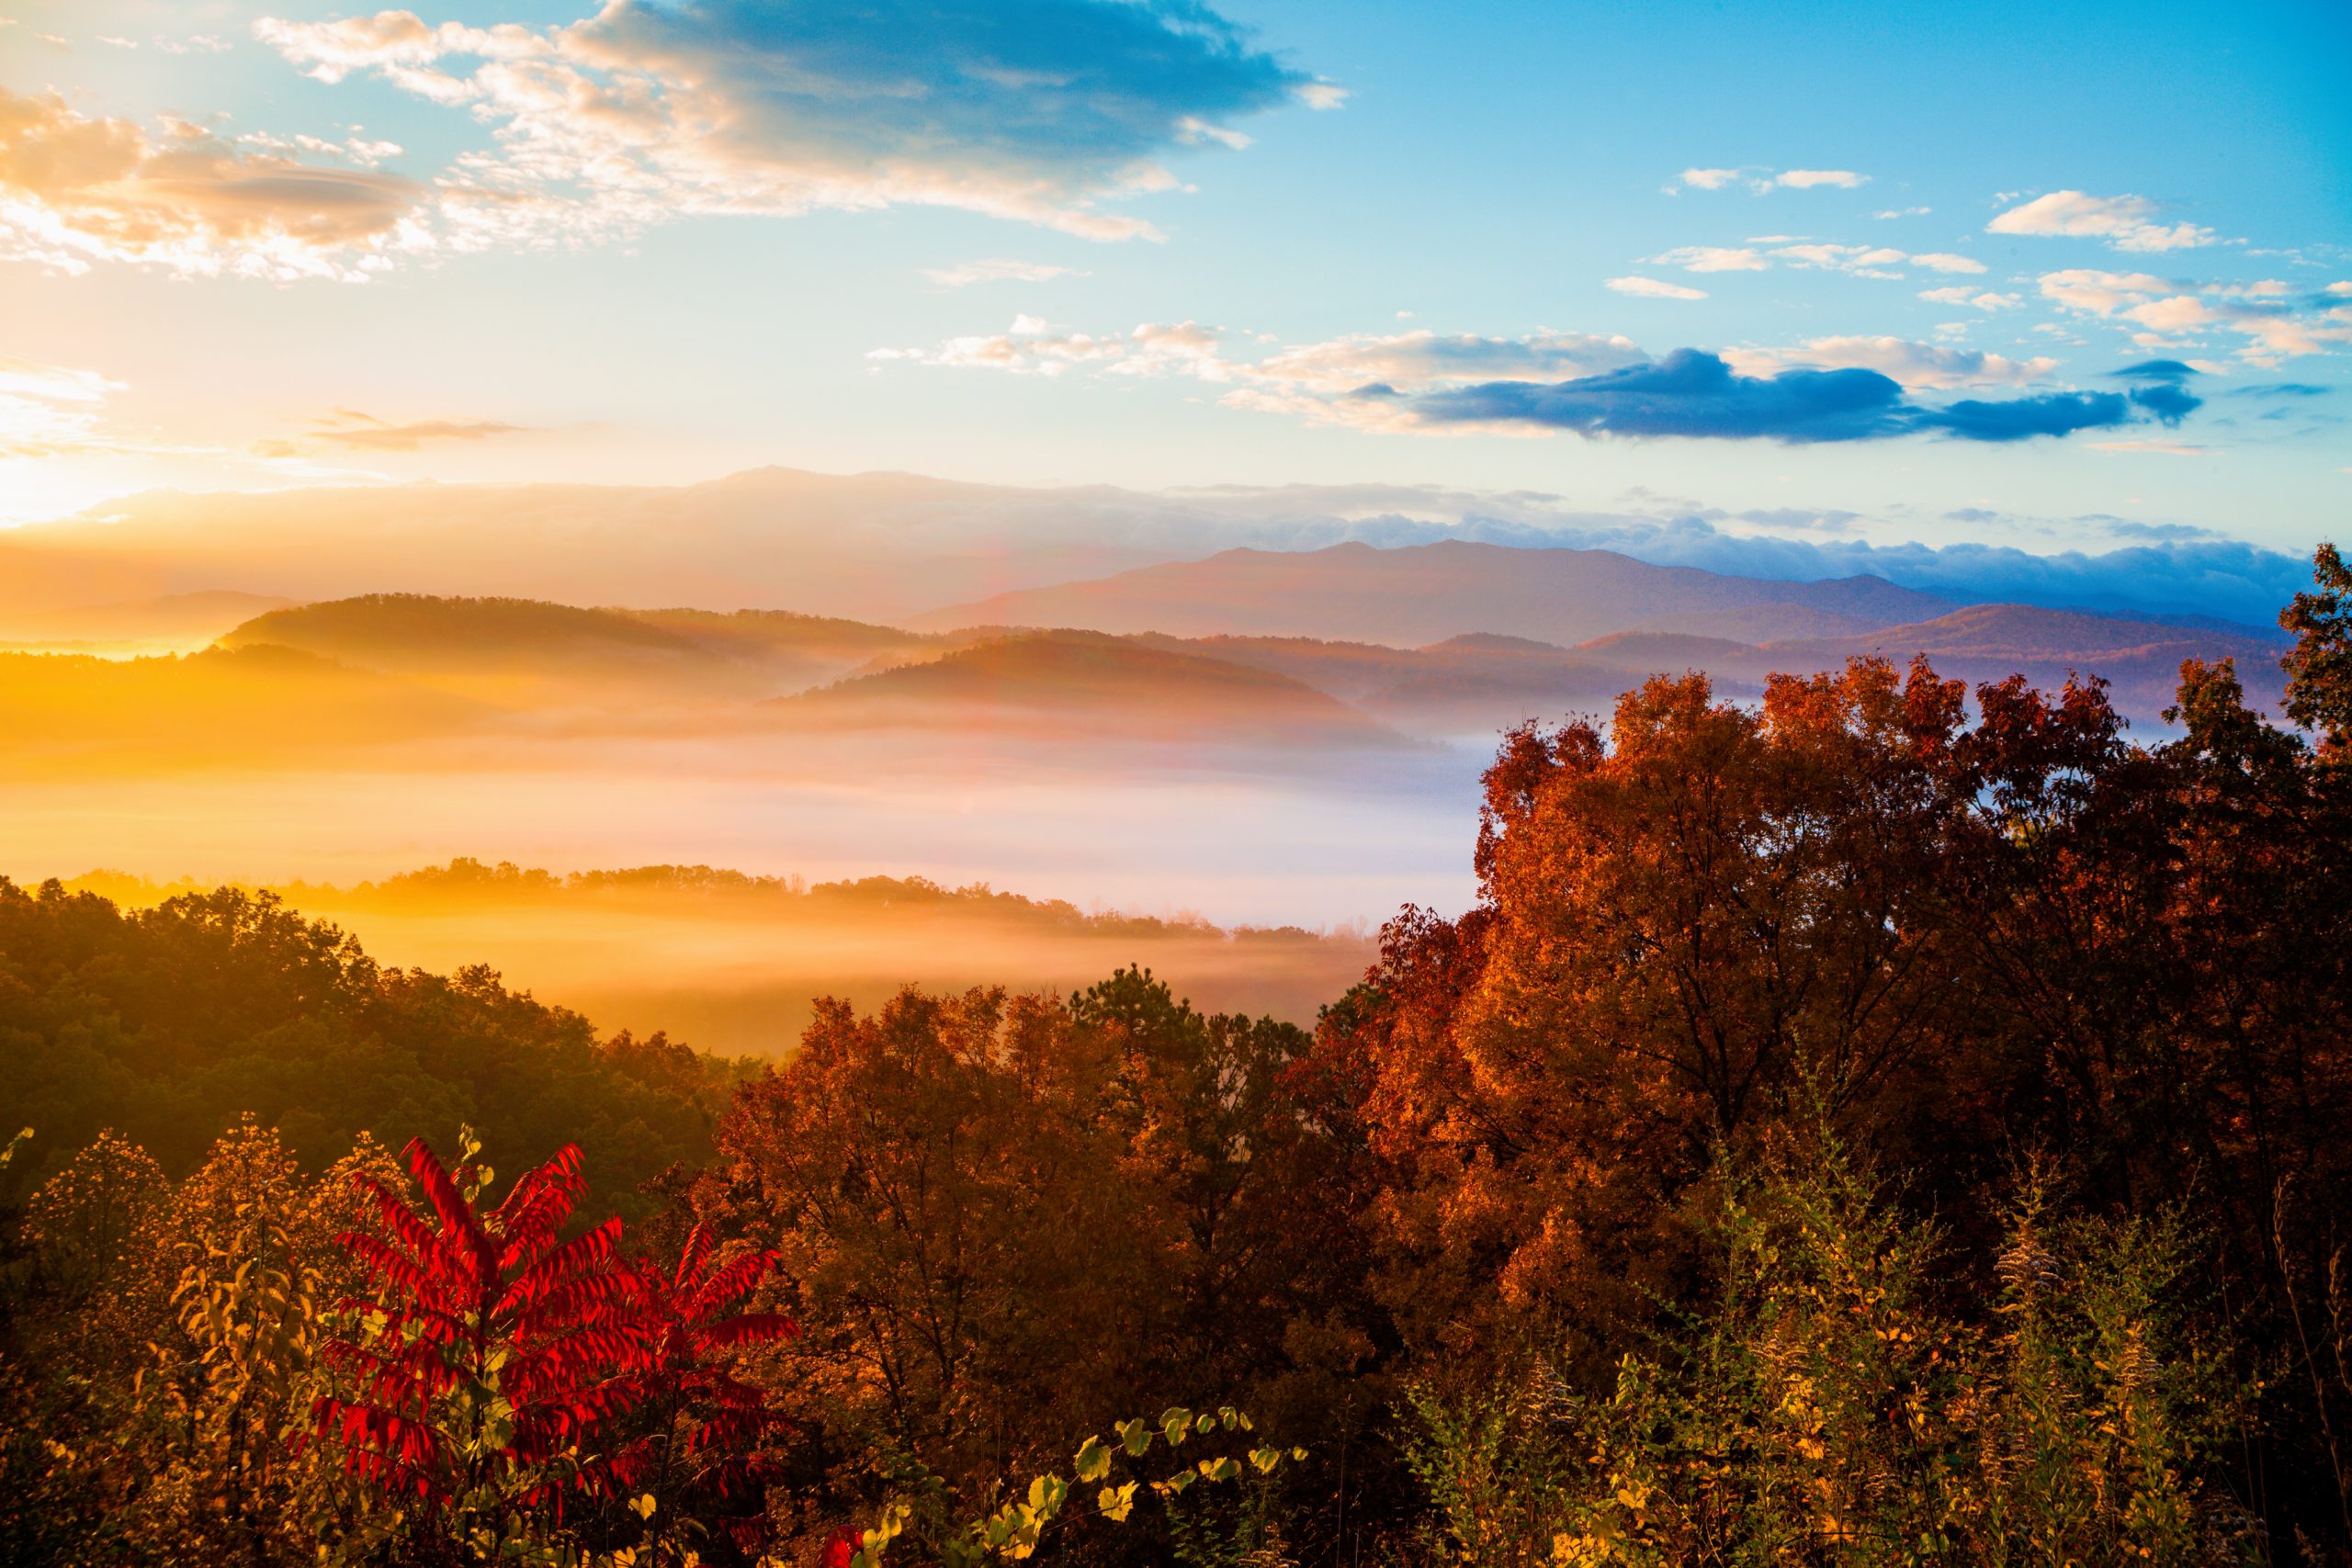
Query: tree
[
  {"left": 311, "top": 1128, "right": 653, "bottom": 1562},
  {"left": 2281, "top": 541, "right": 2352, "bottom": 753},
  {"left": 599, "top": 1224, "right": 797, "bottom": 1565}
]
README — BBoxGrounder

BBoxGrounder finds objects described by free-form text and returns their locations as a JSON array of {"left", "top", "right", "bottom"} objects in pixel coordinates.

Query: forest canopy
[{"left": 1, "top": 544, "right": 2349, "bottom": 1565}]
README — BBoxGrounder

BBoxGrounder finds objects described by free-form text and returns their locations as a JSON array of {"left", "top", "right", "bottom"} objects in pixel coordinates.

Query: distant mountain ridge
[
  {"left": 770, "top": 630, "right": 1414, "bottom": 747},
  {"left": 190, "top": 587, "right": 2293, "bottom": 739},
  {"left": 3, "top": 467, "right": 2311, "bottom": 629},
  {"left": 910, "top": 539, "right": 1955, "bottom": 646}
]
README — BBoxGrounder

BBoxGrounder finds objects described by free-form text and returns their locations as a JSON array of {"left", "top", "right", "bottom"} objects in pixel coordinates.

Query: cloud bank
[
  {"left": 876, "top": 317, "right": 2199, "bottom": 446},
  {"left": 1405, "top": 350, "right": 2134, "bottom": 444},
  {"left": 2035, "top": 268, "right": 2352, "bottom": 364}
]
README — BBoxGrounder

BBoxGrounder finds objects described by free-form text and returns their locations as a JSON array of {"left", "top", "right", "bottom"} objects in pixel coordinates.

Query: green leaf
[{"left": 1074, "top": 1437, "right": 1113, "bottom": 1483}]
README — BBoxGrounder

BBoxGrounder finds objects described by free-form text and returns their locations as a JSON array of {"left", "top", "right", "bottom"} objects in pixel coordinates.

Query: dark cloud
[
  {"left": 573, "top": 0, "right": 1311, "bottom": 180},
  {"left": 1408, "top": 351, "right": 1912, "bottom": 442},
  {"left": 1402, "top": 349, "right": 2147, "bottom": 444},
  {"left": 2235, "top": 382, "right": 2331, "bottom": 398},
  {"left": 1918, "top": 391, "right": 2135, "bottom": 440},
  {"left": 2108, "top": 358, "right": 2203, "bottom": 424}
]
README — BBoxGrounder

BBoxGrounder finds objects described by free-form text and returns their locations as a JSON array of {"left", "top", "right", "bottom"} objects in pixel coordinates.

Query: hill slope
[
  {"left": 771, "top": 630, "right": 1411, "bottom": 747},
  {"left": 220, "top": 594, "right": 716, "bottom": 674},
  {"left": 911, "top": 540, "right": 1952, "bottom": 646}
]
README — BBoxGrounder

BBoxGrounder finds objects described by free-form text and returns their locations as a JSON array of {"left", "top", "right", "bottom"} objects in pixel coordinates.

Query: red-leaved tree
[
  {"left": 311, "top": 1130, "right": 656, "bottom": 1560},
  {"left": 597, "top": 1224, "right": 797, "bottom": 1563}
]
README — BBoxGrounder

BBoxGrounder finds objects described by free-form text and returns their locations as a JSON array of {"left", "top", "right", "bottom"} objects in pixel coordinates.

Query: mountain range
[
  {"left": 0, "top": 467, "right": 2314, "bottom": 629},
  {"left": 913, "top": 539, "right": 1954, "bottom": 645}
]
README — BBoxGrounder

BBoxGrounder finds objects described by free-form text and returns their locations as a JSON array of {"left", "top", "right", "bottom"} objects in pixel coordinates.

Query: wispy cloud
[
  {"left": 2037, "top": 268, "right": 2352, "bottom": 364},
  {"left": 1919, "top": 286, "right": 2021, "bottom": 311},
  {"left": 1606, "top": 276, "right": 1707, "bottom": 299},
  {"left": 1650, "top": 245, "right": 1769, "bottom": 272},
  {"left": 1673, "top": 165, "right": 1869, "bottom": 193},
  {"left": 1988, "top": 190, "right": 2220, "bottom": 253},
  {"left": 261, "top": 409, "right": 535, "bottom": 454},
  {"left": 921, "top": 259, "right": 1087, "bottom": 288},
  {"left": 1727, "top": 335, "right": 2057, "bottom": 389},
  {"left": 1649, "top": 241, "right": 1984, "bottom": 279},
  {"left": 0, "top": 87, "right": 428, "bottom": 281},
  {"left": 0, "top": 355, "right": 124, "bottom": 457},
  {"left": 2087, "top": 439, "right": 2212, "bottom": 456}
]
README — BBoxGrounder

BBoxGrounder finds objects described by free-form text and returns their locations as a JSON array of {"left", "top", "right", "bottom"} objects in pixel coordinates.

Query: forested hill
[{"left": 0, "top": 877, "right": 744, "bottom": 1215}]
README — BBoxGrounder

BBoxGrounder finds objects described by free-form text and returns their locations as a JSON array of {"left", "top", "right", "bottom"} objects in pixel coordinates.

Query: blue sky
[{"left": 1, "top": 0, "right": 2346, "bottom": 571}]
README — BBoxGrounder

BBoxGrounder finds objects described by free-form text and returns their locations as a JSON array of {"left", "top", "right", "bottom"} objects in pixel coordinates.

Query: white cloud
[
  {"left": 1988, "top": 190, "right": 2219, "bottom": 253},
  {"left": 1676, "top": 165, "right": 1870, "bottom": 192},
  {"left": 866, "top": 313, "right": 1125, "bottom": 376},
  {"left": 1776, "top": 169, "right": 1867, "bottom": 189},
  {"left": 2037, "top": 268, "right": 2352, "bottom": 363},
  {"left": 1919, "top": 286, "right": 2020, "bottom": 310},
  {"left": 2087, "top": 439, "right": 2213, "bottom": 456},
  {"left": 1873, "top": 206, "right": 1931, "bottom": 219},
  {"left": 1771, "top": 242, "right": 1908, "bottom": 277},
  {"left": 1655, "top": 241, "right": 1985, "bottom": 281},
  {"left": 2123, "top": 296, "right": 2214, "bottom": 334},
  {"left": 2037, "top": 268, "right": 2175, "bottom": 316},
  {"left": 1606, "top": 276, "right": 1707, "bottom": 299},
  {"left": 1295, "top": 82, "right": 1349, "bottom": 110},
  {"left": 0, "top": 86, "right": 429, "bottom": 281},
  {"left": 922, "top": 258, "right": 1085, "bottom": 288},
  {"left": 1730, "top": 335, "right": 2057, "bottom": 389},
  {"left": 1651, "top": 244, "right": 1768, "bottom": 272}
]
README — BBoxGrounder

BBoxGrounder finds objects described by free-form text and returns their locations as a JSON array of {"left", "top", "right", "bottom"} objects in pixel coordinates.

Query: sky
[{"left": 3, "top": 0, "right": 2348, "bottom": 565}]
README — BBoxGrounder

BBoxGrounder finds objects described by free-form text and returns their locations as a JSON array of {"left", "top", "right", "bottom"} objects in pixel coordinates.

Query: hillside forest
[{"left": 3, "top": 543, "right": 2351, "bottom": 1565}]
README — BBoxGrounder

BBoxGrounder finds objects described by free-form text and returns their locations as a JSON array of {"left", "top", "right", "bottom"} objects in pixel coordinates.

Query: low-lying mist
[{"left": 64, "top": 856, "right": 1396, "bottom": 1054}]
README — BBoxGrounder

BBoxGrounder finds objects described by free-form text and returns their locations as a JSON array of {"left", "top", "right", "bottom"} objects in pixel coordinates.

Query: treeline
[
  {"left": 1, "top": 547, "right": 2348, "bottom": 1564},
  {"left": 0, "top": 881, "right": 742, "bottom": 1209},
  {"left": 74, "top": 860, "right": 1335, "bottom": 945}
]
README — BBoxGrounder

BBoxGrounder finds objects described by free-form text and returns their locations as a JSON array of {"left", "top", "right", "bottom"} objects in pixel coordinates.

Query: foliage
[
  {"left": 2280, "top": 539, "right": 2352, "bottom": 752},
  {"left": 841, "top": 1405, "right": 1303, "bottom": 1566},
  {"left": 6, "top": 544, "right": 2352, "bottom": 1562},
  {"left": 0, "top": 879, "right": 742, "bottom": 1216},
  {"left": 1400, "top": 1133, "right": 2255, "bottom": 1566}
]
